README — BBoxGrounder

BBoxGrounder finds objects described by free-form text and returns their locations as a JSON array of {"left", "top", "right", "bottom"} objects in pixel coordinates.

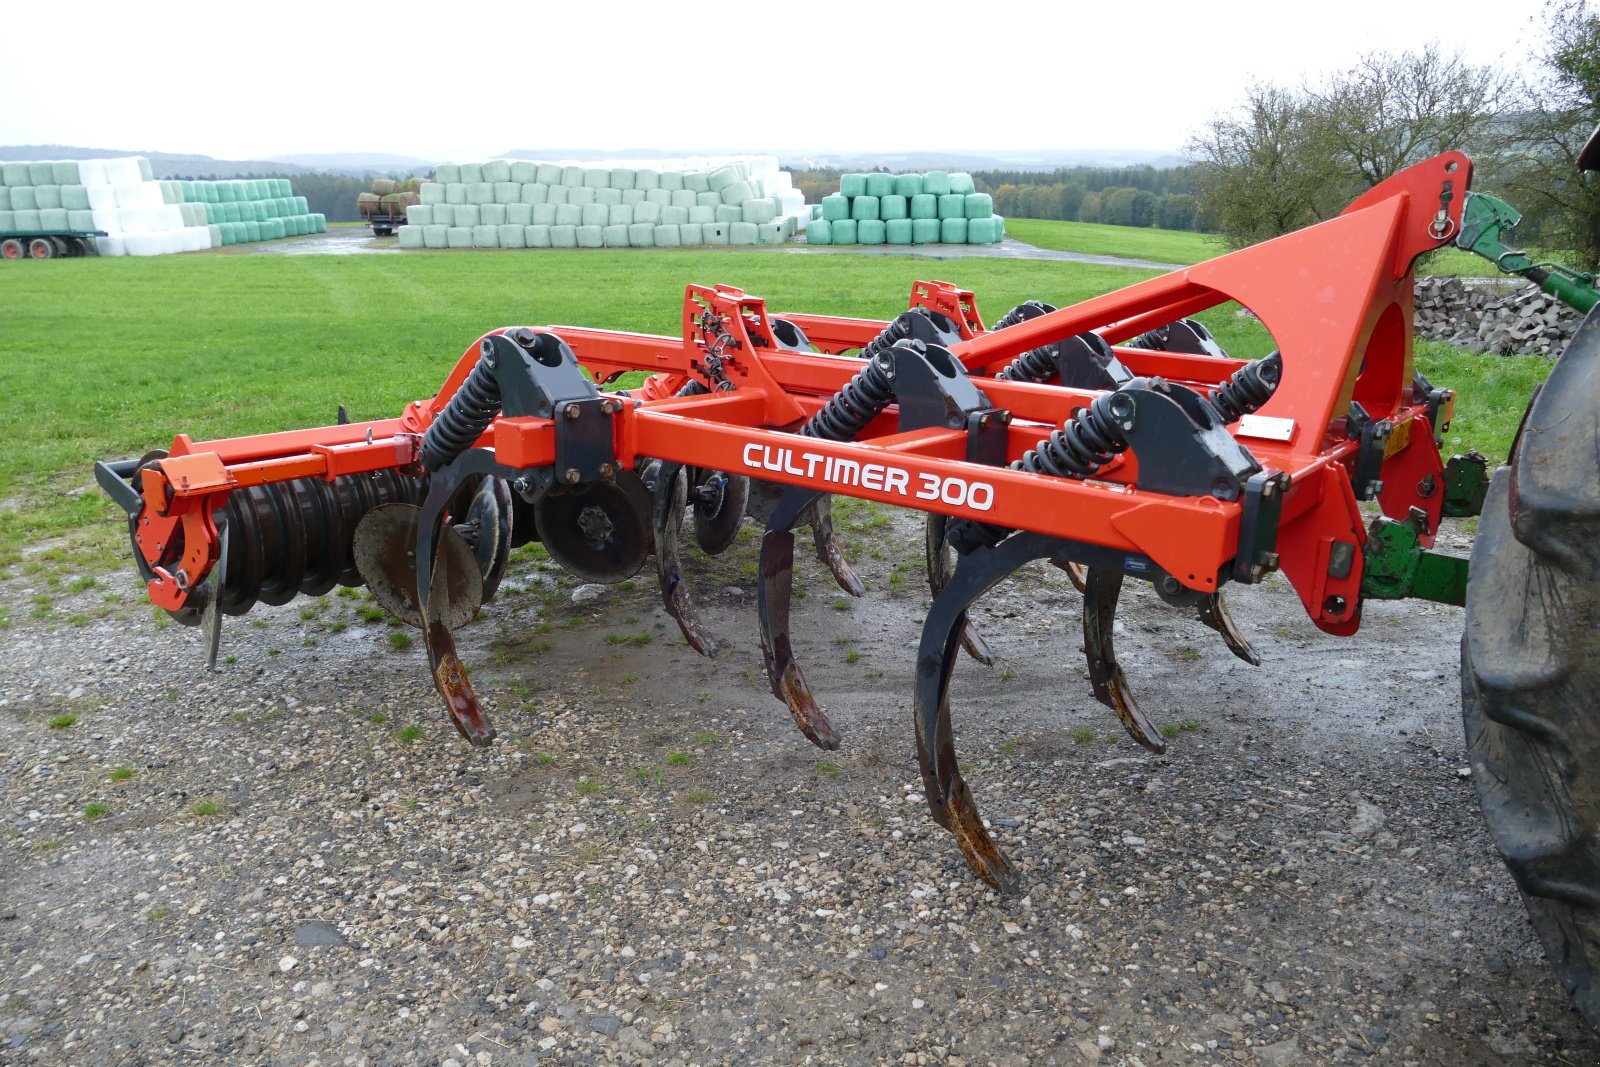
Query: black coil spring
[
  {"left": 859, "top": 308, "right": 930, "bottom": 363},
  {"left": 420, "top": 354, "right": 502, "bottom": 471},
  {"left": 1208, "top": 351, "right": 1282, "bottom": 424},
  {"left": 675, "top": 379, "right": 712, "bottom": 398},
  {"left": 801, "top": 349, "right": 898, "bottom": 441},
  {"left": 993, "top": 300, "right": 1061, "bottom": 383},
  {"left": 991, "top": 299, "right": 1055, "bottom": 331}
]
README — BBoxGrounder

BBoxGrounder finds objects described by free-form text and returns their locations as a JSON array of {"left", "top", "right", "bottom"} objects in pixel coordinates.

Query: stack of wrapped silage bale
[
  {"left": 0, "top": 156, "right": 321, "bottom": 256},
  {"left": 808, "top": 170, "right": 1004, "bottom": 246},
  {"left": 399, "top": 156, "right": 809, "bottom": 250}
]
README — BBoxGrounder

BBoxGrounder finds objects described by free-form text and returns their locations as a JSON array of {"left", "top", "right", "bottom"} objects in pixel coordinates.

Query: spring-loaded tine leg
[
  {"left": 1195, "top": 591, "right": 1262, "bottom": 666},
  {"left": 918, "top": 536, "right": 1063, "bottom": 893},
  {"left": 924, "top": 513, "right": 995, "bottom": 666},
  {"left": 807, "top": 497, "right": 865, "bottom": 597},
  {"left": 1081, "top": 567, "right": 1167, "bottom": 754},
  {"left": 413, "top": 474, "right": 495, "bottom": 747},
  {"left": 651, "top": 461, "right": 718, "bottom": 657},
  {"left": 758, "top": 489, "right": 840, "bottom": 750},
  {"left": 1054, "top": 559, "right": 1088, "bottom": 594},
  {"left": 202, "top": 514, "right": 230, "bottom": 672}
]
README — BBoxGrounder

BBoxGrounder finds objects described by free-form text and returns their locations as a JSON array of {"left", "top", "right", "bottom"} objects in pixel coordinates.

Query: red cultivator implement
[{"left": 99, "top": 150, "right": 1600, "bottom": 1025}]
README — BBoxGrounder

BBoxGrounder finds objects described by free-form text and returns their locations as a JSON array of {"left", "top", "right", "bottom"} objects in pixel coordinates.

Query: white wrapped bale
[
  {"left": 659, "top": 170, "right": 685, "bottom": 192},
  {"left": 436, "top": 164, "right": 461, "bottom": 183},
  {"left": 459, "top": 163, "right": 483, "bottom": 184},
  {"left": 741, "top": 199, "right": 776, "bottom": 224},
  {"left": 424, "top": 224, "right": 448, "bottom": 248},
  {"left": 96, "top": 235, "right": 125, "bottom": 256},
  {"left": 703, "top": 221, "right": 730, "bottom": 245},
  {"left": 507, "top": 203, "right": 533, "bottom": 225},
  {"left": 546, "top": 185, "right": 570, "bottom": 205},
  {"left": 526, "top": 224, "right": 554, "bottom": 248},
  {"left": 602, "top": 224, "right": 629, "bottom": 247},
  {"left": 161, "top": 181, "right": 183, "bottom": 204},
  {"left": 661, "top": 205, "right": 688, "bottom": 225},
  {"left": 714, "top": 204, "right": 742, "bottom": 223},
  {"left": 408, "top": 205, "right": 433, "bottom": 226},
  {"left": 537, "top": 164, "right": 562, "bottom": 184},
  {"left": 556, "top": 204, "right": 583, "bottom": 226},
  {"left": 688, "top": 205, "right": 714, "bottom": 223},
  {"left": 696, "top": 191, "right": 720, "bottom": 208},
  {"left": 104, "top": 158, "right": 143, "bottom": 184},
  {"left": 421, "top": 182, "right": 445, "bottom": 204},
  {"left": 532, "top": 203, "right": 557, "bottom": 225},
  {"left": 494, "top": 181, "right": 520, "bottom": 204},
  {"left": 560, "top": 166, "right": 584, "bottom": 187},
  {"left": 123, "top": 232, "right": 165, "bottom": 257},
  {"left": 455, "top": 204, "right": 481, "bottom": 227},
  {"left": 576, "top": 226, "right": 604, "bottom": 248},
  {"left": 627, "top": 222, "right": 654, "bottom": 246},
  {"left": 520, "top": 183, "right": 548, "bottom": 204},
  {"left": 707, "top": 165, "right": 738, "bottom": 192},
  {"left": 481, "top": 204, "right": 507, "bottom": 226},
  {"left": 472, "top": 224, "right": 499, "bottom": 248},
  {"left": 399, "top": 225, "right": 425, "bottom": 248},
  {"left": 91, "top": 208, "right": 119, "bottom": 232},
  {"left": 445, "top": 183, "right": 466, "bottom": 204},
  {"left": 685, "top": 171, "right": 710, "bottom": 193},
  {"left": 645, "top": 188, "right": 671, "bottom": 206},
  {"left": 511, "top": 161, "right": 536, "bottom": 183},
  {"left": 550, "top": 224, "right": 578, "bottom": 248},
  {"left": 467, "top": 182, "right": 493, "bottom": 205},
  {"left": 653, "top": 223, "right": 679, "bottom": 247},
  {"left": 622, "top": 189, "right": 645, "bottom": 206},
  {"left": 498, "top": 224, "right": 526, "bottom": 248},
  {"left": 635, "top": 169, "right": 659, "bottom": 191},
  {"left": 634, "top": 201, "right": 661, "bottom": 224},
  {"left": 756, "top": 222, "right": 783, "bottom": 245},
  {"left": 583, "top": 169, "right": 610, "bottom": 189},
  {"left": 77, "top": 159, "right": 108, "bottom": 185},
  {"left": 581, "top": 203, "right": 607, "bottom": 227},
  {"left": 568, "top": 186, "right": 596, "bottom": 206},
  {"left": 678, "top": 222, "right": 703, "bottom": 245},
  {"left": 609, "top": 169, "right": 636, "bottom": 190},
  {"left": 596, "top": 187, "right": 621, "bottom": 207},
  {"left": 448, "top": 227, "right": 474, "bottom": 248},
  {"left": 608, "top": 204, "right": 633, "bottom": 226}
]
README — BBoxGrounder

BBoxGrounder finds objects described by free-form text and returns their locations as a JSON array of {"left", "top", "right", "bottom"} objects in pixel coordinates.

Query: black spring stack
[
  {"left": 164, "top": 469, "right": 426, "bottom": 622},
  {"left": 991, "top": 300, "right": 1062, "bottom": 383},
  {"left": 420, "top": 346, "right": 502, "bottom": 471},
  {"left": 1208, "top": 352, "right": 1282, "bottom": 423},
  {"left": 991, "top": 299, "right": 1056, "bottom": 331},
  {"left": 801, "top": 348, "right": 899, "bottom": 442},
  {"left": 859, "top": 308, "right": 933, "bottom": 363}
]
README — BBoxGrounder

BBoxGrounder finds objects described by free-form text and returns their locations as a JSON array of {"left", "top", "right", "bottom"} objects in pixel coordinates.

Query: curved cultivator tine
[
  {"left": 420, "top": 520, "right": 494, "bottom": 747},
  {"left": 807, "top": 497, "right": 865, "bottom": 597},
  {"left": 924, "top": 513, "right": 996, "bottom": 665},
  {"left": 757, "top": 489, "right": 841, "bottom": 750},
  {"left": 650, "top": 461, "right": 719, "bottom": 657},
  {"left": 1195, "top": 591, "right": 1261, "bottom": 666},
  {"left": 1054, "top": 559, "right": 1088, "bottom": 594},
  {"left": 1081, "top": 567, "right": 1167, "bottom": 754}
]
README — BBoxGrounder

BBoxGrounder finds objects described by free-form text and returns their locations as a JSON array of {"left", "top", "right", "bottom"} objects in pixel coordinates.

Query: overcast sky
[{"left": 0, "top": 0, "right": 1555, "bottom": 162}]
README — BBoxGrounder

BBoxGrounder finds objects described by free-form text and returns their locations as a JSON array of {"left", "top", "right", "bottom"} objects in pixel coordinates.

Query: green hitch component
[
  {"left": 1456, "top": 191, "right": 1600, "bottom": 314},
  {"left": 1441, "top": 451, "right": 1489, "bottom": 518},
  {"left": 1361, "top": 511, "right": 1469, "bottom": 607}
]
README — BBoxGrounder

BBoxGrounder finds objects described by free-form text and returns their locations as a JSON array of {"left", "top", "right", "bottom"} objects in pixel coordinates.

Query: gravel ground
[{"left": 3, "top": 509, "right": 1598, "bottom": 1066}]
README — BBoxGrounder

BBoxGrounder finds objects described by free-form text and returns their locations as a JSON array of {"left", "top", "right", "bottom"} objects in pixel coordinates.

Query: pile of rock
[{"left": 1413, "top": 276, "right": 1584, "bottom": 356}]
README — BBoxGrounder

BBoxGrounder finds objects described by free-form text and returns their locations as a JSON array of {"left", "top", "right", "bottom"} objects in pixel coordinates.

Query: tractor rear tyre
[
  {"left": 28, "top": 238, "right": 55, "bottom": 260},
  {"left": 1, "top": 238, "right": 25, "bottom": 260},
  {"left": 1462, "top": 307, "right": 1600, "bottom": 1028}
]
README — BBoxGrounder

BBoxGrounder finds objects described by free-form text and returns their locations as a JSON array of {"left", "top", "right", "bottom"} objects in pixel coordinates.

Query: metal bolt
[
  {"left": 512, "top": 478, "right": 531, "bottom": 494},
  {"left": 564, "top": 469, "right": 581, "bottom": 484},
  {"left": 565, "top": 406, "right": 580, "bottom": 420},
  {"left": 599, "top": 463, "right": 616, "bottom": 479},
  {"left": 1417, "top": 474, "right": 1436, "bottom": 498},
  {"left": 1324, "top": 595, "right": 1347, "bottom": 616}
]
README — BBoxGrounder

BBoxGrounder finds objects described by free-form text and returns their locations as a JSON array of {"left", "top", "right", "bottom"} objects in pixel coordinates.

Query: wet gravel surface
[{"left": 3, "top": 512, "right": 1598, "bottom": 1065}]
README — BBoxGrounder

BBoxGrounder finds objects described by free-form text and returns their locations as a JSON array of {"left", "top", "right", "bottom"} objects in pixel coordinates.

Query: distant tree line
[{"left": 790, "top": 167, "right": 1209, "bottom": 231}]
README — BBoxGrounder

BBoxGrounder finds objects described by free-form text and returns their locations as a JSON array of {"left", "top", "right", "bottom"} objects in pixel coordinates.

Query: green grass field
[{"left": 0, "top": 247, "right": 1552, "bottom": 578}]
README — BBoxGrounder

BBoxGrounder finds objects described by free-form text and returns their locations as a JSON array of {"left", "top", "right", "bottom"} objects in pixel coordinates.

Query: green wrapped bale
[
  {"left": 550, "top": 225, "right": 578, "bottom": 248},
  {"left": 838, "top": 174, "right": 867, "bottom": 198},
  {"left": 608, "top": 204, "right": 634, "bottom": 226},
  {"left": 290, "top": 216, "right": 309, "bottom": 236},
  {"left": 458, "top": 163, "right": 483, "bottom": 184},
  {"left": 422, "top": 224, "right": 448, "bottom": 248},
  {"left": 627, "top": 222, "right": 654, "bottom": 246},
  {"left": 912, "top": 217, "right": 940, "bottom": 244},
  {"left": 520, "top": 183, "right": 548, "bottom": 204},
  {"left": 507, "top": 203, "right": 532, "bottom": 226},
  {"left": 576, "top": 225, "right": 604, "bottom": 248},
  {"left": 865, "top": 173, "right": 894, "bottom": 198},
  {"left": 602, "top": 224, "right": 629, "bottom": 247},
  {"left": 851, "top": 195, "right": 880, "bottom": 221},
  {"left": 924, "top": 171, "right": 951, "bottom": 195},
  {"left": 532, "top": 203, "right": 557, "bottom": 225},
  {"left": 0, "top": 209, "right": 11, "bottom": 228},
  {"left": 857, "top": 219, "right": 885, "bottom": 245},
  {"left": 832, "top": 219, "right": 857, "bottom": 244},
  {"left": 313, "top": 214, "right": 327, "bottom": 233},
  {"left": 467, "top": 182, "right": 493, "bottom": 205},
  {"left": 622, "top": 189, "right": 645, "bottom": 206},
  {"left": 966, "top": 216, "right": 997, "bottom": 244},
  {"left": 660, "top": 205, "right": 688, "bottom": 225},
  {"left": 568, "top": 186, "right": 596, "bottom": 206},
  {"left": 963, "top": 193, "right": 993, "bottom": 219},
  {"left": 9, "top": 187, "right": 35, "bottom": 211},
  {"left": 595, "top": 187, "right": 622, "bottom": 207},
  {"left": 581, "top": 203, "right": 608, "bottom": 227},
  {"left": 546, "top": 185, "right": 569, "bottom": 205},
  {"left": 28, "top": 162, "right": 53, "bottom": 184},
  {"left": 995, "top": 214, "right": 1005, "bottom": 239},
  {"left": 821, "top": 194, "right": 848, "bottom": 221},
  {"left": 714, "top": 204, "right": 742, "bottom": 224},
  {"left": 555, "top": 204, "right": 582, "bottom": 226},
  {"left": 949, "top": 172, "right": 975, "bottom": 195},
  {"left": 446, "top": 226, "right": 473, "bottom": 248},
  {"left": 472, "top": 224, "right": 499, "bottom": 248},
  {"left": 511, "top": 161, "right": 536, "bottom": 183},
  {"left": 498, "top": 224, "right": 526, "bottom": 248},
  {"left": 444, "top": 183, "right": 465, "bottom": 205},
  {"left": 2, "top": 162, "right": 29, "bottom": 185},
  {"left": 421, "top": 183, "right": 445, "bottom": 204},
  {"left": 34, "top": 186, "right": 61, "bottom": 210},
  {"left": 584, "top": 169, "right": 610, "bottom": 189},
  {"left": 456, "top": 204, "right": 481, "bottom": 227},
  {"left": 938, "top": 194, "right": 964, "bottom": 219},
  {"left": 757, "top": 222, "right": 783, "bottom": 244},
  {"left": 68, "top": 209, "right": 95, "bottom": 230},
  {"left": 742, "top": 199, "right": 776, "bottom": 224},
  {"left": 909, "top": 193, "right": 936, "bottom": 220},
  {"left": 703, "top": 222, "right": 730, "bottom": 245},
  {"left": 653, "top": 224, "right": 680, "bottom": 247},
  {"left": 52, "top": 160, "right": 79, "bottom": 184},
  {"left": 560, "top": 166, "right": 584, "bottom": 187},
  {"left": 678, "top": 223, "right": 703, "bottom": 246},
  {"left": 684, "top": 171, "right": 710, "bottom": 193},
  {"left": 610, "top": 169, "right": 636, "bottom": 190},
  {"left": 719, "top": 180, "right": 755, "bottom": 206},
  {"left": 408, "top": 205, "right": 433, "bottom": 226},
  {"left": 729, "top": 221, "right": 757, "bottom": 245},
  {"left": 670, "top": 189, "right": 697, "bottom": 209},
  {"left": 537, "top": 164, "right": 562, "bottom": 185},
  {"left": 39, "top": 208, "right": 68, "bottom": 229},
  {"left": 885, "top": 218, "right": 912, "bottom": 244},
  {"left": 526, "top": 225, "right": 554, "bottom": 248},
  {"left": 706, "top": 165, "right": 738, "bottom": 192},
  {"left": 808, "top": 218, "right": 833, "bottom": 245},
  {"left": 659, "top": 170, "right": 685, "bottom": 192},
  {"left": 12, "top": 209, "right": 39, "bottom": 230},
  {"left": 688, "top": 205, "right": 714, "bottom": 223},
  {"left": 61, "top": 185, "right": 89, "bottom": 211},
  {"left": 635, "top": 169, "right": 659, "bottom": 191},
  {"left": 0, "top": 188, "right": 7, "bottom": 210},
  {"left": 941, "top": 217, "right": 968, "bottom": 243},
  {"left": 484, "top": 160, "right": 511, "bottom": 183},
  {"left": 893, "top": 173, "right": 923, "bottom": 197},
  {"left": 494, "top": 181, "right": 520, "bottom": 204},
  {"left": 481, "top": 204, "right": 507, "bottom": 226},
  {"left": 880, "top": 194, "right": 907, "bottom": 221},
  {"left": 634, "top": 201, "right": 661, "bottom": 224},
  {"left": 696, "top": 191, "right": 720, "bottom": 208},
  {"left": 645, "top": 188, "right": 671, "bottom": 206}
]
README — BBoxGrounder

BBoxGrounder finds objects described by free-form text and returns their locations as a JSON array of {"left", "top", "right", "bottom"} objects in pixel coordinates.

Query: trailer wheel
[
  {"left": 1, "top": 238, "right": 23, "bottom": 260},
  {"left": 28, "top": 238, "right": 56, "bottom": 260},
  {"left": 1462, "top": 308, "right": 1600, "bottom": 1028}
]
